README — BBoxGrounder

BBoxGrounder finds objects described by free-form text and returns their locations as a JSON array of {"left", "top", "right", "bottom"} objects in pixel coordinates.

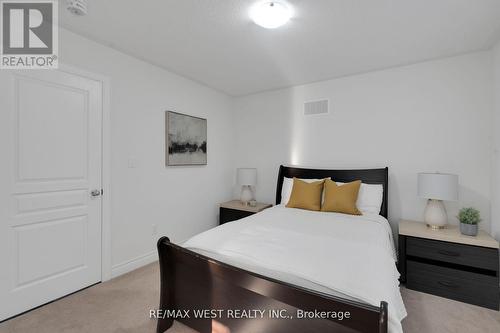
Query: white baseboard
[{"left": 111, "top": 251, "right": 158, "bottom": 279}]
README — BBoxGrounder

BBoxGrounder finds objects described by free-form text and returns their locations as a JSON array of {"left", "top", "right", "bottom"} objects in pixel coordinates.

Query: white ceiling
[{"left": 59, "top": 0, "right": 500, "bottom": 96}]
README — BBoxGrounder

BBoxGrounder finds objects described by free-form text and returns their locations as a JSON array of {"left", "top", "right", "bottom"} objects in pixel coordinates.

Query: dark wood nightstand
[
  {"left": 398, "top": 220, "right": 499, "bottom": 310},
  {"left": 219, "top": 200, "right": 272, "bottom": 225}
]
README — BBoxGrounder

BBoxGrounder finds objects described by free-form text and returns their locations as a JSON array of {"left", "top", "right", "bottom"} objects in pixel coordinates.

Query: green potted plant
[{"left": 458, "top": 207, "right": 481, "bottom": 236}]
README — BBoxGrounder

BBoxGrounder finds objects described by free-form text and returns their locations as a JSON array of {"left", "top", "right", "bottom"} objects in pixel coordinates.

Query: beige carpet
[{"left": 1, "top": 262, "right": 499, "bottom": 333}]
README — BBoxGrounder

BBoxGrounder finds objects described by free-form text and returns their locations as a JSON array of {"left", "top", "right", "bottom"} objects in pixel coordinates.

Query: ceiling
[{"left": 59, "top": 0, "right": 500, "bottom": 96}]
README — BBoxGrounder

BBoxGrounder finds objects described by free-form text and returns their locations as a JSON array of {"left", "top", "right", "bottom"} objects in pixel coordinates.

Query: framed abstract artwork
[{"left": 165, "top": 111, "right": 207, "bottom": 166}]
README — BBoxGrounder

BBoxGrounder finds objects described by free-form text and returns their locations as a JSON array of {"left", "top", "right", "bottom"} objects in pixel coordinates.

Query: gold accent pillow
[
  {"left": 321, "top": 179, "right": 362, "bottom": 215},
  {"left": 286, "top": 178, "right": 325, "bottom": 211}
]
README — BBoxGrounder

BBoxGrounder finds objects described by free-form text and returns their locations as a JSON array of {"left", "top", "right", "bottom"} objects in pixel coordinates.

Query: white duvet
[{"left": 183, "top": 205, "right": 407, "bottom": 333}]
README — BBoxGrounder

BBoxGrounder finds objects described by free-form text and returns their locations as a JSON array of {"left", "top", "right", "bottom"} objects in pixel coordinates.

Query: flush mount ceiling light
[{"left": 250, "top": 1, "right": 292, "bottom": 29}]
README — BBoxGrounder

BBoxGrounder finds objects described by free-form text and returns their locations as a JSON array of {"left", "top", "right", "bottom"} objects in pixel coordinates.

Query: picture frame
[{"left": 165, "top": 111, "right": 207, "bottom": 166}]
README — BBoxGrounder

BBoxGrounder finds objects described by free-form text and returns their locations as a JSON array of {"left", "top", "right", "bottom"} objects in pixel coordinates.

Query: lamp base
[
  {"left": 426, "top": 224, "right": 446, "bottom": 230},
  {"left": 240, "top": 185, "right": 254, "bottom": 205},
  {"left": 424, "top": 199, "right": 448, "bottom": 229}
]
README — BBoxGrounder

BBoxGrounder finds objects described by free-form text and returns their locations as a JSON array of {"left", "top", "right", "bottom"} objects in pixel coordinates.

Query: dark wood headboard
[{"left": 275, "top": 165, "right": 389, "bottom": 218}]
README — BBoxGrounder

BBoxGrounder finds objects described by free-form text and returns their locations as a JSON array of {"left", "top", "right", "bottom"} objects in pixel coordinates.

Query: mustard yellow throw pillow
[
  {"left": 286, "top": 178, "right": 325, "bottom": 211},
  {"left": 321, "top": 179, "right": 362, "bottom": 215}
]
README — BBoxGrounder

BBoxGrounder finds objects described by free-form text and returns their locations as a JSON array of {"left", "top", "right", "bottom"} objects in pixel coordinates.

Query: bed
[{"left": 156, "top": 165, "right": 406, "bottom": 333}]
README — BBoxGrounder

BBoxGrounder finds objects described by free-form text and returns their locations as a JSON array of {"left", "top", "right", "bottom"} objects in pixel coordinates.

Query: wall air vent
[{"left": 304, "top": 99, "right": 329, "bottom": 116}]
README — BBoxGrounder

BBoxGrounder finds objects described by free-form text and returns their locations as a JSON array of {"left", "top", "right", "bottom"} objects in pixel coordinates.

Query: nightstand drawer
[
  {"left": 219, "top": 207, "right": 254, "bottom": 225},
  {"left": 219, "top": 201, "right": 272, "bottom": 225},
  {"left": 407, "top": 260, "right": 499, "bottom": 310},
  {"left": 406, "top": 237, "right": 498, "bottom": 271}
]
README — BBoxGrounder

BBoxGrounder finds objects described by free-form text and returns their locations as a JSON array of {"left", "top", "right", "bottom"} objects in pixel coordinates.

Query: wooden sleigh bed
[{"left": 156, "top": 165, "right": 390, "bottom": 333}]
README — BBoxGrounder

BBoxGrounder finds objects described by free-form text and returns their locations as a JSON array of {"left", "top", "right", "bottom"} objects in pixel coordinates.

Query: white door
[{"left": 0, "top": 68, "right": 103, "bottom": 321}]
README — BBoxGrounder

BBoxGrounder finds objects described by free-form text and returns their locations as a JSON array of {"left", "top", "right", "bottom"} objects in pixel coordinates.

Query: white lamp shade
[
  {"left": 418, "top": 173, "right": 458, "bottom": 201},
  {"left": 237, "top": 168, "right": 257, "bottom": 186}
]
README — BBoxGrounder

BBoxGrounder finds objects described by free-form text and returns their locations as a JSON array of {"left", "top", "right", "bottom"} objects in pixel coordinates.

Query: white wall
[
  {"left": 234, "top": 52, "right": 494, "bottom": 234},
  {"left": 59, "top": 29, "right": 235, "bottom": 275},
  {"left": 7, "top": 28, "right": 497, "bottom": 278},
  {"left": 492, "top": 41, "right": 500, "bottom": 242}
]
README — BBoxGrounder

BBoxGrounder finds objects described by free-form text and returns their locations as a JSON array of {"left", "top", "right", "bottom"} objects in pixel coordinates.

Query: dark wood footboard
[{"left": 156, "top": 237, "right": 388, "bottom": 333}]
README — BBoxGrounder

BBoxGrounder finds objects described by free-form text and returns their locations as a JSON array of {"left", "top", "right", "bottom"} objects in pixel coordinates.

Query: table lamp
[
  {"left": 418, "top": 173, "right": 458, "bottom": 229},
  {"left": 237, "top": 168, "right": 257, "bottom": 205}
]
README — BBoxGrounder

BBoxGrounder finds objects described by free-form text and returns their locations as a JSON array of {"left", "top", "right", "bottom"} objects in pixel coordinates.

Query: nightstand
[
  {"left": 219, "top": 200, "right": 272, "bottom": 225},
  {"left": 398, "top": 220, "right": 499, "bottom": 310}
]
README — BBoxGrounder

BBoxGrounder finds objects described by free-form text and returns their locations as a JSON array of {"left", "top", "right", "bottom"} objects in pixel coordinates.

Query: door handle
[{"left": 90, "top": 189, "right": 102, "bottom": 197}]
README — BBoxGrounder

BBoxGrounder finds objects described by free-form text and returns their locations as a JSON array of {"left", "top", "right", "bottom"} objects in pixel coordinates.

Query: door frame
[{"left": 57, "top": 63, "right": 112, "bottom": 282}]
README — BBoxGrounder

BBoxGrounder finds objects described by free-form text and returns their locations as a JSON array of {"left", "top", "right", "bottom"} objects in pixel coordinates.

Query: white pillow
[
  {"left": 280, "top": 177, "right": 323, "bottom": 205},
  {"left": 336, "top": 181, "right": 383, "bottom": 215}
]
